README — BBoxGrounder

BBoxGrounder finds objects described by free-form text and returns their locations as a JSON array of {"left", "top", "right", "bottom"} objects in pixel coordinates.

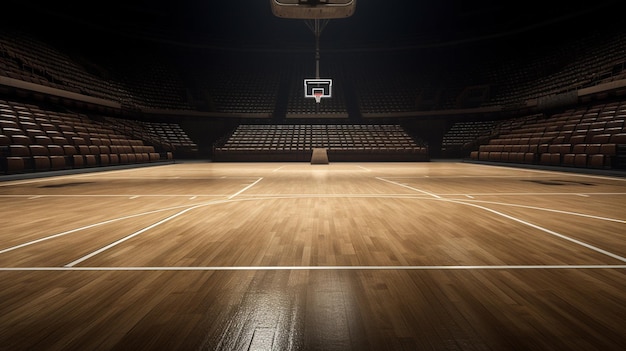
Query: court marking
[
  {"left": 2, "top": 193, "right": 624, "bottom": 259},
  {"left": 456, "top": 198, "right": 626, "bottom": 224},
  {"left": 0, "top": 200, "right": 227, "bottom": 254},
  {"left": 442, "top": 199, "right": 626, "bottom": 263},
  {"left": 63, "top": 178, "right": 264, "bottom": 266},
  {"left": 0, "top": 194, "right": 235, "bottom": 198},
  {"left": 375, "top": 174, "right": 626, "bottom": 263},
  {"left": 376, "top": 177, "right": 441, "bottom": 198},
  {"left": 440, "top": 192, "right": 626, "bottom": 196},
  {"left": 2, "top": 164, "right": 624, "bottom": 270},
  {"left": 0, "top": 166, "right": 174, "bottom": 187},
  {"left": 468, "top": 162, "right": 626, "bottom": 181},
  {"left": 1, "top": 265, "right": 625, "bottom": 271},
  {"left": 64, "top": 199, "right": 231, "bottom": 267},
  {"left": 1, "top": 192, "right": 625, "bottom": 199},
  {"left": 227, "top": 177, "right": 263, "bottom": 199}
]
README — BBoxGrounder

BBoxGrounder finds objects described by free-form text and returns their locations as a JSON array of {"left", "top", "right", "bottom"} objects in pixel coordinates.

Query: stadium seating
[
  {"left": 469, "top": 101, "right": 626, "bottom": 169},
  {"left": 213, "top": 124, "right": 428, "bottom": 161},
  {"left": 0, "top": 99, "right": 177, "bottom": 174}
]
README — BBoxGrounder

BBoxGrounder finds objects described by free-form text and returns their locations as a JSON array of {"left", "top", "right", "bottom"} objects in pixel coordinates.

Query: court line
[
  {"left": 1, "top": 265, "right": 625, "bottom": 271},
  {"left": 376, "top": 177, "right": 441, "bottom": 198},
  {"left": 1, "top": 192, "right": 625, "bottom": 199},
  {"left": 3, "top": 171, "right": 624, "bottom": 268},
  {"left": 226, "top": 194, "right": 625, "bottom": 224},
  {"left": 65, "top": 178, "right": 264, "bottom": 266},
  {"left": 64, "top": 201, "right": 229, "bottom": 267},
  {"left": 228, "top": 177, "right": 263, "bottom": 199},
  {"left": 0, "top": 194, "right": 232, "bottom": 198},
  {"left": 215, "top": 194, "right": 626, "bottom": 224},
  {"left": 383, "top": 175, "right": 561, "bottom": 179},
  {"left": 5, "top": 193, "right": 622, "bottom": 257},
  {"left": 469, "top": 162, "right": 626, "bottom": 181},
  {"left": 443, "top": 199, "right": 626, "bottom": 263},
  {"left": 89, "top": 176, "right": 258, "bottom": 180},
  {"left": 0, "top": 166, "right": 165, "bottom": 187},
  {"left": 0, "top": 200, "right": 226, "bottom": 255},
  {"left": 432, "top": 192, "right": 626, "bottom": 196},
  {"left": 456, "top": 199, "right": 626, "bottom": 224}
]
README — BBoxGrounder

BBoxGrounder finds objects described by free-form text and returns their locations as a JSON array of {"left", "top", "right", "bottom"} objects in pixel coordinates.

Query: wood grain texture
[{"left": 0, "top": 161, "right": 625, "bottom": 350}]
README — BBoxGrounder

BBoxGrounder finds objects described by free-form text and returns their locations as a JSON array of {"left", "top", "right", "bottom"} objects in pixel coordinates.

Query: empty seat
[
  {"left": 590, "top": 134, "right": 611, "bottom": 144},
  {"left": 2, "top": 127, "right": 24, "bottom": 137},
  {"left": 10, "top": 134, "right": 31, "bottom": 145},
  {"left": 574, "top": 154, "right": 588, "bottom": 167},
  {"left": 29, "top": 144, "right": 49, "bottom": 157},
  {"left": 99, "top": 154, "right": 110, "bottom": 166},
  {"left": 588, "top": 154, "right": 607, "bottom": 169},
  {"left": 47, "top": 145, "right": 67, "bottom": 170},
  {"left": 33, "top": 135, "right": 53, "bottom": 146},
  {"left": 51, "top": 136, "right": 69, "bottom": 145},
  {"left": 600, "top": 143, "right": 617, "bottom": 156},
  {"left": 610, "top": 133, "right": 626, "bottom": 144},
  {"left": 0, "top": 119, "right": 19, "bottom": 129},
  {"left": 31, "top": 156, "right": 51, "bottom": 171}
]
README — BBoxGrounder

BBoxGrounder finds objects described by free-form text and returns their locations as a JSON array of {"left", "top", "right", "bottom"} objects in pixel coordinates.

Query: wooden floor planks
[{"left": 0, "top": 161, "right": 625, "bottom": 350}]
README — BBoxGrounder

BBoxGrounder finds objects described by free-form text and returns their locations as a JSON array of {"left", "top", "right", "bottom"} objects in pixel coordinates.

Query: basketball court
[{"left": 1, "top": 161, "right": 625, "bottom": 350}]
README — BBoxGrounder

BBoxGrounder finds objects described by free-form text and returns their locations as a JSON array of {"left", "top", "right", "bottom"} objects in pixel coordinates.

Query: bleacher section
[
  {"left": 469, "top": 101, "right": 626, "bottom": 169},
  {"left": 441, "top": 120, "right": 498, "bottom": 158},
  {"left": 103, "top": 117, "right": 198, "bottom": 158},
  {"left": 179, "top": 53, "right": 280, "bottom": 117},
  {"left": 0, "top": 98, "right": 176, "bottom": 175},
  {"left": 213, "top": 124, "right": 428, "bottom": 162}
]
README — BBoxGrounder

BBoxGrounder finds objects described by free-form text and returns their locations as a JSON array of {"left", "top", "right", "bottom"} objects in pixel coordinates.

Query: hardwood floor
[{"left": 1, "top": 161, "right": 625, "bottom": 350}]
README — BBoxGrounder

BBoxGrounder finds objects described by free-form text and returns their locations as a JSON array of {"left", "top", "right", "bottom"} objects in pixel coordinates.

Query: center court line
[
  {"left": 2, "top": 265, "right": 626, "bottom": 271},
  {"left": 376, "top": 177, "right": 441, "bottom": 198},
  {"left": 442, "top": 199, "right": 626, "bottom": 263}
]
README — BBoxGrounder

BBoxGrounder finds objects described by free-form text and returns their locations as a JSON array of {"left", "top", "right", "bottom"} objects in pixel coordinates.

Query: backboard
[
  {"left": 304, "top": 79, "right": 332, "bottom": 103},
  {"left": 270, "top": 0, "right": 357, "bottom": 19}
]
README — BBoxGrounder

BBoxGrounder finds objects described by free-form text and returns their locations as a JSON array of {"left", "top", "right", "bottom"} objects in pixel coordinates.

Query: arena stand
[{"left": 1, "top": 14, "right": 626, "bottom": 173}]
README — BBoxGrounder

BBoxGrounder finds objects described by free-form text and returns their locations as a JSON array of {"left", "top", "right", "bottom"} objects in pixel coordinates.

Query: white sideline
[{"left": 1, "top": 265, "right": 626, "bottom": 272}]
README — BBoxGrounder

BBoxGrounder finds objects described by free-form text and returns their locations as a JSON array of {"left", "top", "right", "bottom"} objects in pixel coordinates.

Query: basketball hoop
[
  {"left": 314, "top": 92, "right": 323, "bottom": 104},
  {"left": 304, "top": 79, "right": 332, "bottom": 103}
]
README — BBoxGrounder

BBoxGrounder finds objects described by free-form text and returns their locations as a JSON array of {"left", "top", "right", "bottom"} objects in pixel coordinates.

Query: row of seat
[
  {"left": 2, "top": 143, "right": 164, "bottom": 173},
  {"left": 1, "top": 99, "right": 177, "bottom": 174},
  {"left": 216, "top": 124, "right": 426, "bottom": 156},
  {"left": 468, "top": 100, "right": 626, "bottom": 169}
]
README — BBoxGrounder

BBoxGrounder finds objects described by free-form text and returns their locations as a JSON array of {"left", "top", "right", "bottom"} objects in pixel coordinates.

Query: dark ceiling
[{"left": 5, "top": 0, "right": 623, "bottom": 52}]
